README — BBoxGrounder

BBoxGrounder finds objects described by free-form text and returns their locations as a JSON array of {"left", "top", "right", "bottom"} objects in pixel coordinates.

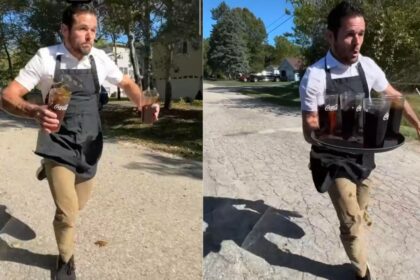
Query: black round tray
[{"left": 311, "top": 131, "right": 405, "bottom": 154}]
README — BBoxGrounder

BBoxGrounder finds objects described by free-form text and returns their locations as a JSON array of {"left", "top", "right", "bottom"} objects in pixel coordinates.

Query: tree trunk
[
  {"left": 0, "top": 23, "right": 13, "bottom": 80},
  {"left": 127, "top": 33, "right": 142, "bottom": 85},
  {"left": 164, "top": 44, "right": 174, "bottom": 110},
  {"left": 143, "top": 0, "right": 152, "bottom": 90},
  {"left": 112, "top": 34, "right": 121, "bottom": 100}
]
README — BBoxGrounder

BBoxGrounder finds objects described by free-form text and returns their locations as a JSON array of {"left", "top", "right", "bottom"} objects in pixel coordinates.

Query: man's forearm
[
  {"left": 302, "top": 111, "right": 319, "bottom": 145},
  {"left": 1, "top": 94, "right": 38, "bottom": 119},
  {"left": 403, "top": 100, "right": 420, "bottom": 129},
  {"left": 120, "top": 77, "right": 143, "bottom": 108}
]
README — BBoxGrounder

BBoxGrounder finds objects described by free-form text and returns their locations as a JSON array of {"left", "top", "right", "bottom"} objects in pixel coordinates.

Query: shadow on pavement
[
  {"left": 0, "top": 205, "right": 56, "bottom": 272},
  {"left": 124, "top": 152, "right": 202, "bottom": 180},
  {"left": 0, "top": 110, "right": 38, "bottom": 130},
  {"left": 203, "top": 197, "right": 353, "bottom": 280}
]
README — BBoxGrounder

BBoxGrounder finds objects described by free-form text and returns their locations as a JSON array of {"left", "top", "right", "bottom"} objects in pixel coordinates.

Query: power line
[
  {"left": 266, "top": 14, "right": 287, "bottom": 29},
  {"left": 268, "top": 15, "right": 293, "bottom": 34}
]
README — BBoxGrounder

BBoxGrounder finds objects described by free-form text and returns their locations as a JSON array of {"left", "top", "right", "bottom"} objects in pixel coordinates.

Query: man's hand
[
  {"left": 302, "top": 111, "right": 319, "bottom": 145},
  {"left": 151, "top": 103, "right": 160, "bottom": 122},
  {"left": 2, "top": 80, "right": 59, "bottom": 133},
  {"left": 384, "top": 85, "right": 420, "bottom": 140},
  {"left": 33, "top": 105, "right": 59, "bottom": 133}
]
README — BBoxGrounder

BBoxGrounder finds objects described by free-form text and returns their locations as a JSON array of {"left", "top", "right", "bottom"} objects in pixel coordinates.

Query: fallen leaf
[{"left": 94, "top": 240, "right": 108, "bottom": 247}]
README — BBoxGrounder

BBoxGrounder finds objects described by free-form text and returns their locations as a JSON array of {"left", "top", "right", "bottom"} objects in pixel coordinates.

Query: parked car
[
  {"left": 238, "top": 74, "right": 250, "bottom": 82},
  {"left": 248, "top": 73, "right": 281, "bottom": 82}
]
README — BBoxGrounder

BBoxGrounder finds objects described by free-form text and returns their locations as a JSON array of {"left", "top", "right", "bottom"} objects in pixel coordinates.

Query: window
[
  {"left": 176, "top": 41, "right": 189, "bottom": 54},
  {"left": 182, "top": 41, "right": 188, "bottom": 54},
  {"left": 119, "top": 67, "right": 128, "bottom": 74}
]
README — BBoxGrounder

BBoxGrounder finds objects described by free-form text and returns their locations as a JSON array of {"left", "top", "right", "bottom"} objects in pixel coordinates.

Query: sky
[{"left": 203, "top": 0, "right": 295, "bottom": 46}]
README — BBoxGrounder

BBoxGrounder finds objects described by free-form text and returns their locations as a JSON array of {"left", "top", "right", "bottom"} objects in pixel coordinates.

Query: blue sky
[{"left": 203, "top": 0, "right": 295, "bottom": 46}]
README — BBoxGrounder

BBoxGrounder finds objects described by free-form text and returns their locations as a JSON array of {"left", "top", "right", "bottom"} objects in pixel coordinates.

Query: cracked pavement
[
  {"left": 203, "top": 83, "right": 420, "bottom": 280},
  {"left": 0, "top": 110, "right": 202, "bottom": 280}
]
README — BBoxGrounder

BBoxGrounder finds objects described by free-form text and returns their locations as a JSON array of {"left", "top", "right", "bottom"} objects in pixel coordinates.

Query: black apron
[
  {"left": 35, "top": 55, "right": 103, "bottom": 180},
  {"left": 309, "top": 57, "right": 375, "bottom": 193}
]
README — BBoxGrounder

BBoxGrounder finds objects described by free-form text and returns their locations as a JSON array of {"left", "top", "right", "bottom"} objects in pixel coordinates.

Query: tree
[
  {"left": 232, "top": 7, "right": 267, "bottom": 73},
  {"left": 203, "top": 38, "right": 210, "bottom": 78},
  {"left": 272, "top": 35, "right": 301, "bottom": 64},
  {"left": 0, "top": 0, "right": 28, "bottom": 84},
  {"left": 207, "top": 4, "right": 249, "bottom": 78},
  {"left": 289, "top": 0, "right": 420, "bottom": 87}
]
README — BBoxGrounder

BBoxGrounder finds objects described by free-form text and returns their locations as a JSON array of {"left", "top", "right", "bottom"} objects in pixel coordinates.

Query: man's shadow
[
  {"left": 0, "top": 205, "right": 56, "bottom": 272},
  {"left": 203, "top": 197, "right": 353, "bottom": 280}
]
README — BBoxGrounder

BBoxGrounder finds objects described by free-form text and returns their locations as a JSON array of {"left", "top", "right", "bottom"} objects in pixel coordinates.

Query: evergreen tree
[
  {"left": 207, "top": 4, "right": 249, "bottom": 78},
  {"left": 232, "top": 7, "right": 267, "bottom": 73}
]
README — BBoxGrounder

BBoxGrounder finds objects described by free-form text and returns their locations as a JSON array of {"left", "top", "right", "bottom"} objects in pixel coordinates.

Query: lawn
[
  {"left": 100, "top": 99, "right": 202, "bottom": 161},
  {"left": 401, "top": 92, "right": 420, "bottom": 138}
]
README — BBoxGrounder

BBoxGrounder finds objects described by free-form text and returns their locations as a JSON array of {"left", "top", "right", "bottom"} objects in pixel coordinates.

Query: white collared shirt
[
  {"left": 299, "top": 50, "right": 389, "bottom": 111},
  {"left": 15, "top": 43, "right": 124, "bottom": 101}
]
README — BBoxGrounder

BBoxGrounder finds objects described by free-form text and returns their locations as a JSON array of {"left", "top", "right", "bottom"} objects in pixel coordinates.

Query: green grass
[
  {"left": 401, "top": 93, "right": 420, "bottom": 139},
  {"left": 238, "top": 82, "right": 301, "bottom": 108},
  {"left": 100, "top": 100, "right": 202, "bottom": 161}
]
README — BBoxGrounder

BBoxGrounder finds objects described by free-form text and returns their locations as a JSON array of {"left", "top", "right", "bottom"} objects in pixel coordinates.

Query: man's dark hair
[
  {"left": 327, "top": 1, "right": 364, "bottom": 37},
  {"left": 62, "top": 4, "right": 96, "bottom": 30}
]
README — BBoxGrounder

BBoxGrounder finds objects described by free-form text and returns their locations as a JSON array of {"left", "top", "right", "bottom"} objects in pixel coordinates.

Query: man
[
  {"left": 1, "top": 3, "right": 159, "bottom": 280},
  {"left": 299, "top": 1, "right": 420, "bottom": 280}
]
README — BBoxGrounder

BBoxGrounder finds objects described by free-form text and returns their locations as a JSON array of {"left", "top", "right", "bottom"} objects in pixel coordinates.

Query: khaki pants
[
  {"left": 44, "top": 160, "right": 94, "bottom": 263},
  {"left": 328, "top": 177, "right": 371, "bottom": 277}
]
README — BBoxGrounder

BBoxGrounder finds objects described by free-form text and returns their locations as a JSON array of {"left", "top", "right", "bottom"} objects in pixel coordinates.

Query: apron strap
[
  {"left": 356, "top": 63, "right": 370, "bottom": 98},
  {"left": 89, "top": 55, "right": 100, "bottom": 95},
  {"left": 54, "top": 55, "right": 62, "bottom": 83},
  {"left": 324, "top": 57, "right": 336, "bottom": 95},
  {"left": 45, "top": 55, "right": 63, "bottom": 103}
]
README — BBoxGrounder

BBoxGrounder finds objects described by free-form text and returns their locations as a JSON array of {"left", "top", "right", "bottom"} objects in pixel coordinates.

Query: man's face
[
  {"left": 328, "top": 16, "right": 365, "bottom": 65},
  {"left": 62, "top": 12, "right": 97, "bottom": 58}
]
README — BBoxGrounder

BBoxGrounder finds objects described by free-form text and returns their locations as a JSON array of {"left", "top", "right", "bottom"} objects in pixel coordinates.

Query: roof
[{"left": 283, "top": 57, "right": 304, "bottom": 70}]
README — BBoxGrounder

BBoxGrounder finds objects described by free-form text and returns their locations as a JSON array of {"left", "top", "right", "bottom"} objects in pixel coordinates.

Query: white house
[
  {"left": 277, "top": 57, "right": 304, "bottom": 81},
  {"left": 100, "top": 45, "right": 134, "bottom": 97},
  {"left": 151, "top": 40, "right": 202, "bottom": 100},
  {"left": 99, "top": 40, "right": 202, "bottom": 101}
]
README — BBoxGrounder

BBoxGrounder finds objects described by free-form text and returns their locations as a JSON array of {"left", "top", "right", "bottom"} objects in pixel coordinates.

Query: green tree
[
  {"left": 203, "top": 38, "right": 210, "bottom": 78},
  {"left": 289, "top": 0, "right": 420, "bottom": 86},
  {"left": 207, "top": 3, "right": 249, "bottom": 78},
  {"left": 232, "top": 7, "right": 267, "bottom": 73},
  {"left": 0, "top": 0, "right": 28, "bottom": 84},
  {"left": 272, "top": 35, "right": 301, "bottom": 64}
]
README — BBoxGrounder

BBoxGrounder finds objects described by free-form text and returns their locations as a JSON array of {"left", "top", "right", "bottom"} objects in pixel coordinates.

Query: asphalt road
[{"left": 203, "top": 83, "right": 420, "bottom": 280}]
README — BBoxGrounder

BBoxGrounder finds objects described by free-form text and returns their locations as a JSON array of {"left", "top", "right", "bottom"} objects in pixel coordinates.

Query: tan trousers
[
  {"left": 44, "top": 160, "right": 94, "bottom": 263},
  {"left": 328, "top": 177, "right": 371, "bottom": 277}
]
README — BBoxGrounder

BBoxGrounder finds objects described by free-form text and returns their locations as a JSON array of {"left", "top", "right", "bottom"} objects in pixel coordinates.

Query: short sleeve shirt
[
  {"left": 299, "top": 50, "right": 389, "bottom": 112},
  {"left": 15, "top": 43, "right": 124, "bottom": 101}
]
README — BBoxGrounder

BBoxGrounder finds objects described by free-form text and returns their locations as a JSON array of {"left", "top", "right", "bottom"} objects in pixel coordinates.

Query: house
[
  {"left": 151, "top": 39, "right": 202, "bottom": 100},
  {"left": 100, "top": 40, "right": 202, "bottom": 101},
  {"left": 100, "top": 44, "right": 135, "bottom": 98},
  {"left": 278, "top": 57, "right": 304, "bottom": 81}
]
